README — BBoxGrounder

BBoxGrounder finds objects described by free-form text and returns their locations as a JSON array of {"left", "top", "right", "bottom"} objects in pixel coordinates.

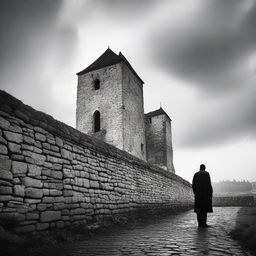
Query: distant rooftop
[
  {"left": 145, "top": 107, "right": 172, "bottom": 121},
  {"left": 77, "top": 48, "right": 144, "bottom": 84}
]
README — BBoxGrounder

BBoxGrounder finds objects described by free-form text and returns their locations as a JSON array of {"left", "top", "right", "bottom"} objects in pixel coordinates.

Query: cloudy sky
[{"left": 1, "top": 0, "right": 255, "bottom": 182}]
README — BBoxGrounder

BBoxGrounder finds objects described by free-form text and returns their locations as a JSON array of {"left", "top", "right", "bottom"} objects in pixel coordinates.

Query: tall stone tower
[
  {"left": 145, "top": 108, "right": 175, "bottom": 173},
  {"left": 76, "top": 48, "right": 146, "bottom": 161}
]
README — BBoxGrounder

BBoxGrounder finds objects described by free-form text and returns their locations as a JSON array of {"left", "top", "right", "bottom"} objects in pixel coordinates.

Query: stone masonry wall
[
  {"left": 146, "top": 114, "right": 167, "bottom": 170},
  {"left": 165, "top": 117, "right": 175, "bottom": 173},
  {"left": 76, "top": 63, "right": 123, "bottom": 149},
  {"left": 121, "top": 62, "right": 146, "bottom": 161},
  {"left": 0, "top": 90, "right": 193, "bottom": 233}
]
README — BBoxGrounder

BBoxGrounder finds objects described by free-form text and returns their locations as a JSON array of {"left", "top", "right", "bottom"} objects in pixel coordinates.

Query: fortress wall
[{"left": 0, "top": 90, "right": 193, "bottom": 233}]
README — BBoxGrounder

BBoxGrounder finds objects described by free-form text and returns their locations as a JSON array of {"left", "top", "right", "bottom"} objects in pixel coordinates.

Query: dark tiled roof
[
  {"left": 77, "top": 48, "right": 144, "bottom": 84},
  {"left": 145, "top": 107, "right": 172, "bottom": 121}
]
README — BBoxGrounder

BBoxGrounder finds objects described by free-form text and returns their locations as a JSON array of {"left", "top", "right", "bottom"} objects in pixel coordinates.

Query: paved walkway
[{"left": 59, "top": 207, "right": 250, "bottom": 256}]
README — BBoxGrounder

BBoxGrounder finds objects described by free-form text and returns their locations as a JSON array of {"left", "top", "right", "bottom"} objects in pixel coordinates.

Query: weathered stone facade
[
  {"left": 0, "top": 90, "right": 193, "bottom": 233},
  {"left": 145, "top": 109, "right": 175, "bottom": 173},
  {"left": 77, "top": 49, "right": 146, "bottom": 160},
  {"left": 76, "top": 48, "right": 174, "bottom": 171}
]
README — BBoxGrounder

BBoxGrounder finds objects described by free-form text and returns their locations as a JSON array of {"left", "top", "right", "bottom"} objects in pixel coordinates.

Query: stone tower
[
  {"left": 76, "top": 48, "right": 146, "bottom": 161},
  {"left": 145, "top": 108, "right": 175, "bottom": 173}
]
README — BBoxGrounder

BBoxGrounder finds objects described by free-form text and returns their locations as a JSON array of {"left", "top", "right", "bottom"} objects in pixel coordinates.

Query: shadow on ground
[{"left": 229, "top": 206, "right": 256, "bottom": 254}]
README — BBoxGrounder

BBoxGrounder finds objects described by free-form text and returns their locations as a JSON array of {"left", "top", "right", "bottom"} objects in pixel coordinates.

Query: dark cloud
[
  {"left": 0, "top": 0, "right": 78, "bottom": 115},
  {"left": 151, "top": 0, "right": 256, "bottom": 93},
  {"left": 179, "top": 87, "right": 256, "bottom": 148},
  {"left": 149, "top": 0, "right": 256, "bottom": 147}
]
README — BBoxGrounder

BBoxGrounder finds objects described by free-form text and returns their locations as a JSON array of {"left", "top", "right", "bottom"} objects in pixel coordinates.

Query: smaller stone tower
[{"left": 145, "top": 108, "right": 175, "bottom": 173}]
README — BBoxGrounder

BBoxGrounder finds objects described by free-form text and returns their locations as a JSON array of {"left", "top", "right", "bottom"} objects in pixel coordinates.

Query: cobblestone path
[{"left": 60, "top": 207, "right": 250, "bottom": 256}]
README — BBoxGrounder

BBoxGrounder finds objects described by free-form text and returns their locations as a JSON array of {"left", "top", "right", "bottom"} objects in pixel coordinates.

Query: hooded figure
[{"left": 192, "top": 164, "right": 213, "bottom": 227}]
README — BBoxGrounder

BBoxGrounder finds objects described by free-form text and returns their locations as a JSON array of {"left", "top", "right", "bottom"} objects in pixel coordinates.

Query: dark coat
[{"left": 192, "top": 170, "right": 213, "bottom": 213}]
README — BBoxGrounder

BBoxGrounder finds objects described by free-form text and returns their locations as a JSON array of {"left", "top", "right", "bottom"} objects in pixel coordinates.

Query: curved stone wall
[{"left": 0, "top": 90, "right": 193, "bottom": 233}]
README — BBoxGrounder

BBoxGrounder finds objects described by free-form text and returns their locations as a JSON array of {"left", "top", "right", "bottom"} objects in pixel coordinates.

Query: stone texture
[
  {"left": 0, "top": 186, "right": 12, "bottom": 195},
  {"left": 35, "top": 132, "right": 46, "bottom": 142},
  {"left": 0, "top": 169, "right": 13, "bottom": 180},
  {"left": 145, "top": 112, "right": 175, "bottom": 173},
  {"left": 22, "top": 177, "right": 42, "bottom": 188},
  {"left": 25, "top": 188, "right": 43, "bottom": 198},
  {"left": 0, "top": 157, "right": 11, "bottom": 171},
  {"left": 13, "top": 185, "right": 25, "bottom": 197},
  {"left": 0, "top": 90, "right": 193, "bottom": 235},
  {"left": 7, "top": 142, "right": 21, "bottom": 153},
  {"left": 12, "top": 161, "right": 27, "bottom": 174},
  {"left": 0, "top": 116, "right": 10, "bottom": 129},
  {"left": 3, "top": 131, "right": 23, "bottom": 143},
  {"left": 40, "top": 211, "right": 61, "bottom": 222},
  {"left": 0, "top": 144, "right": 8, "bottom": 154},
  {"left": 28, "top": 164, "right": 42, "bottom": 176}
]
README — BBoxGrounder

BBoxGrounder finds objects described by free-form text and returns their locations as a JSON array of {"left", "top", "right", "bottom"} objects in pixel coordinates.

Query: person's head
[{"left": 200, "top": 164, "right": 206, "bottom": 171}]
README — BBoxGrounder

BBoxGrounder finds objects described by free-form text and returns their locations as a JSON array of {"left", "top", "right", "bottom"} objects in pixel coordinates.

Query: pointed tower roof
[
  {"left": 77, "top": 48, "right": 144, "bottom": 84},
  {"left": 145, "top": 107, "right": 172, "bottom": 121}
]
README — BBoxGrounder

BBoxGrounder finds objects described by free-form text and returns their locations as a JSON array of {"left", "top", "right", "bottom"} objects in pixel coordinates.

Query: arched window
[
  {"left": 94, "top": 79, "right": 100, "bottom": 90},
  {"left": 94, "top": 111, "right": 100, "bottom": 132}
]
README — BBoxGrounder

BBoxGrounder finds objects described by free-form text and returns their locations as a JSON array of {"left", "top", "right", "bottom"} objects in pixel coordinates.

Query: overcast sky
[{"left": 1, "top": 0, "right": 255, "bottom": 182}]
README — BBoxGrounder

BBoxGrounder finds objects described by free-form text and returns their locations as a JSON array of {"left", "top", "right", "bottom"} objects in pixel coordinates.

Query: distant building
[{"left": 76, "top": 48, "right": 175, "bottom": 173}]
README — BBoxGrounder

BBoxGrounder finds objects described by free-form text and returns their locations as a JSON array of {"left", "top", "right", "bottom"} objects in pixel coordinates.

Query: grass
[{"left": 229, "top": 207, "right": 256, "bottom": 254}]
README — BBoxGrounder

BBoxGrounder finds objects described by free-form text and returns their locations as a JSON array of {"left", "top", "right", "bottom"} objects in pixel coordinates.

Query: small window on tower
[
  {"left": 149, "top": 117, "right": 152, "bottom": 124},
  {"left": 94, "top": 79, "right": 100, "bottom": 90},
  {"left": 141, "top": 143, "right": 144, "bottom": 154},
  {"left": 93, "top": 111, "right": 100, "bottom": 132}
]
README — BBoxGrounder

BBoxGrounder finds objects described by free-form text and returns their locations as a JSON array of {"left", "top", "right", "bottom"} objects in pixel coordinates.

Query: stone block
[
  {"left": 61, "top": 148, "right": 73, "bottom": 160},
  {"left": 0, "top": 145, "right": 8, "bottom": 154},
  {"left": 24, "top": 198, "right": 41, "bottom": 204},
  {"left": 34, "top": 126, "right": 47, "bottom": 134},
  {"left": 12, "top": 161, "right": 27, "bottom": 174},
  {"left": 8, "top": 142, "right": 21, "bottom": 153},
  {"left": 37, "top": 203, "right": 48, "bottom": 211},
  {"left": 51, "top": 170, "right": 63, "bottom": 180},
  {"left": 40, "top": 210, "right": 61, "bottom": 222},
  {"left": 0, "top": 180, "right": 12, "bottom": 186},
  {"left": 28, "top": 165, "right": 42, "bottom": 176},
  {"left": 0, "top": 157, "right": 11, "bottom": 171},
  {"left": 0, "top": 195, "right": 12, "bottom": 201},
  {"left": 23, "top": 136, "right": 35, "bottom": 145},
  {"left": 0, "top": 186, "right": 12, "bottom": 194},
  {"left": 51, "top": 145, "right": 59, "bottom": 152},
  {"left": 3, "top": 131, "right": 23, "bottom": 143},
  {"left": 9, "top": 124, "right": 22, "bottom": 133},
  {"left": 14, "top": 185, "right": 25, "bottom": 197},
  {"left": 11, "top": 154, "right": 24, "bottom": 161},
  {"left": 52, "top": 163, "right": 62, "bottom": 170},
  {"left": 0, "top": 136, "right": 7, "bottom": 145},
  {"left": 0, "top": 169, "right": 13, "bottom": 180},
  {"left": 55, "top": 196, "right": 64, "bottom": 202},
  {"left": 56, "top": 137, "right": 63, "bottom": 147},
  {"left": 63, "top": 190, "right": 73, "bottom": 196},
  {"left": 26, "top": 212, "right": 39, "bottom": 220},
  {"left": 0, "top": 116, "right": 10, "bottom": 129},
  {"left": 42, "top": 197, "right": 55, "bottom": 203},
  {"left": 36, "top": 222, "right": 49, "bottom": 230},
  {"left": 22, "top": 177, "right": 42, "bottom": 188},
  {"left": 70, "top": 208, "right": 85, "bottom": 215},
  {"left": 15, "top": 225, "right": 36, "bottom": 233},
  {"left": 56, "top": 220, "right": 65, "bottom": 228},
  {"left": 35, "top": 132, "right": 46, "bottom": 142},
  {"left": 25, "top": 188, "right": 43, "bottom": 199},
  {"left": 49, "top": 189, "right": 62, "bottom": 196},
  {"left": 90, "top": 180, "right": 99, "bottom": 189}
]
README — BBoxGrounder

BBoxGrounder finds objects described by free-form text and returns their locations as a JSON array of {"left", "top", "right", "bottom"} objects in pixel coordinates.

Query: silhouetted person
[{"left": 192, "top": 164, "right": 213, "bottom": 228}]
